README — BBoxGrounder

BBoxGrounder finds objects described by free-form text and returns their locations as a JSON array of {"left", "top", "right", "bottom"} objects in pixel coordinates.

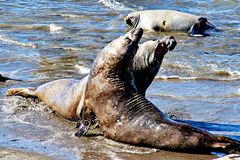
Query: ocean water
[{"left": 0, "top": 0, "right": 239, "bottom": 159}]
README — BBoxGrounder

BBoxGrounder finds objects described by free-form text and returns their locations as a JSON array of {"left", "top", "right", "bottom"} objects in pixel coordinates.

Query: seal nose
[
  {"left": 124, "top": 16, "right": 132, "bottom": 27},
  {"left": 159, "top": 36, "right": 177, "bottom": 51},
  {"left": 132, "top": 28, "right": 143, "bottom": 44},
  {"left": 168, "top": 36, "right": 177, "bottom": 51}
]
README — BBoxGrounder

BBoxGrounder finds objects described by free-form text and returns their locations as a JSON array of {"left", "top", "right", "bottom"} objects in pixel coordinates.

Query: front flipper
[
  {"left": 188, "top": 17, "right": 210, "bottom": 37},
  {"left": 75, "top": 119, "right": 91, "bottom": 138},
  {"left": 6, "top": 87, "right": 36, "bottom": 97}
]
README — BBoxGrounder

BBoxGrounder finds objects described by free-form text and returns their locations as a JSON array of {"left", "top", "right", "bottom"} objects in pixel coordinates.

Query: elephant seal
[
  {"left": 124, "top": 10, "right": 216, "bottom": 37},
  {"left": 6, "top": 35, "right": 176, "bottom": 121},
  {"left": 84, "top": 28, "right": 240, "bottom": 154}
]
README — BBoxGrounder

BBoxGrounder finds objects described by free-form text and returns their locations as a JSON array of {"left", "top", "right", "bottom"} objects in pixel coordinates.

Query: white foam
[
  {"left": 155, "top": 75, "right": 198, "bottom": 81},
  {"left": 74, "top": 64, "right": 90, "bottom": 75},
  {"left": 49, "top": 23, "right": 63, "bottom": 34},
  {"left": 98, "top": 0, "right": 134, "bottom": 11},
  {"left": 207, "top": 64, "right": 240, "bottom": 80}
]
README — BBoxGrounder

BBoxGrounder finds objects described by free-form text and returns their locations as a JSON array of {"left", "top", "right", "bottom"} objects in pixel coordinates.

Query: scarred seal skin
[
  {"left": 124, "top": 10, "right": 217, "bottom": 37},
  {"left": 6, "top": 35, "right": 176, "bottom": 120},
  {"left": 84, "top": 28, "right": 240, "bottom": 154}
]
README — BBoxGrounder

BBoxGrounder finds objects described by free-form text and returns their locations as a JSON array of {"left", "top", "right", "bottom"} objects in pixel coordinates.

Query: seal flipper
[
  {"left": 211, "top": 136, "right": 240, "bottom": 154},
  {"left": 6, "top": 87, "right": 36, "bottom": 97},
  {"left": 75, "top": 108, "right": 96, "bottom": 138},
  {"left": 188, "top": 17, "right": 210, "bottom": 37},
  {"left": 75, "top": 119, "right": 91, "bottom": 138}
]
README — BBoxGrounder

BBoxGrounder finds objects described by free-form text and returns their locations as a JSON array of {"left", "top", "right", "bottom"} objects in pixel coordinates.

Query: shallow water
[{"left": 0, "top": 0, "right": 239, "bottom": 159}]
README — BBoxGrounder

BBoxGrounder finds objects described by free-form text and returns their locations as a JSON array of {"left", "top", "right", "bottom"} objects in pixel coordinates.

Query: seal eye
[{"left": 125, "top": 37, "right": 132, "bottom": 44}]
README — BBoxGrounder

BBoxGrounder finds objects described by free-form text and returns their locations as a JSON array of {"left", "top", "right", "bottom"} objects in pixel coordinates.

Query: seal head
[
  {"left": 124, "top": 13, "right": 140, "bottom": 28},
  {"left": 133, "top": 36, "right": 177, "bottom": 96}
]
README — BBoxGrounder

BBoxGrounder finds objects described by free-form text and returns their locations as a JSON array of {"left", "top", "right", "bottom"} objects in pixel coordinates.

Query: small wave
[
  {"left": 53, "top": 47, "right": 84, "bottom": 52},
  {"left": 157, "top": 68, "right": 240, "bottom": 81},
  {"left": 0, "top": 34, "right": 38, "bottom": 48},
  {"left": 2, "top": 96, "right": 51, "bottom": 115},
  {"left": 155, "top": 75, "right": 198, "bottom": 81},
  {"left": 0, "top": 24, "right": 49, "bottom": 31},
  {"left": 74, "top": 64, "right": 90, "bottom": 75},
  {"left": 213, "top": 68, "right": 240, "bottom": 80},
  {"left": 49, "top": 23, "right": 64, "bottom": 34},
  {"left": 56, "top": 14, "right": 84, "bottom": 19},
  {"left": 98, "top": 0, "right": 135, "bottom": 11},
  {"left": 203, "top": 64, "right": 240, "bottom": 81}
]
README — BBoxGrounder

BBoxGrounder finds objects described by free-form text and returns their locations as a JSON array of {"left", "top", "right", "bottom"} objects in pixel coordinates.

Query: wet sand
[{"left": 0, "top": 148, "right": 52, "bottom": 160}]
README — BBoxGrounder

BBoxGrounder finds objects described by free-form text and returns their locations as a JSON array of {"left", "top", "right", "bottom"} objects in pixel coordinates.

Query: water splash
[
  {"left": 98, "top": 0, "right": 135, "bottom": 11},
  {"left": 74, "top": 64, "right": 90, "bottom": 75},
  {"left": 49, "top": 23, "right": 63, "bottom": 34}
]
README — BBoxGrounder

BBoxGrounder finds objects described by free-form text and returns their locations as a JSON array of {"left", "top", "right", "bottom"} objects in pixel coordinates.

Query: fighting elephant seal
[
  {"left": 124, "top": 10, "right": 216, "bottom": 37},
  {"left": 84, "top": 28, "right": 240, "bottom": 154},
  {"left": 6, "top": 35, "right": 176, "bottom": 121}
]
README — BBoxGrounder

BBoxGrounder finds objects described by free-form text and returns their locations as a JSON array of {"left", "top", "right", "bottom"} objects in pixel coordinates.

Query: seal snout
[
  {"left": 124, "top": 14, "right": 140, "bottom": 28},
  {"left": 124, "top": 16, "right": 133, "bottom": 27},
  {"left": 159, "top": 36, "right": 177, "bottom": 51}
]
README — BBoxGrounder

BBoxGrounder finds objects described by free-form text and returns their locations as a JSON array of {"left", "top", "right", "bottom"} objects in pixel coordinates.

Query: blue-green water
[{"left": 0, "top": 0, "right": 239, "bottom": 159}]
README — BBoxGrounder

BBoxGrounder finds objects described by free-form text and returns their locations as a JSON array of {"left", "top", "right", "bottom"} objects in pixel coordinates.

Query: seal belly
[{"left": 35, "top": 79, "right": 81, "bottom": 119}]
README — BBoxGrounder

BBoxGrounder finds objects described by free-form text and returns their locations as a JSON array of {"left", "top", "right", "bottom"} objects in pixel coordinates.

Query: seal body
[
  {"left": 84, "top": 28, "right": 240, "bottom": 154},
  {"left": 7, "top": 76, "right": 88, "bottom": 120},
  {"left": 125, "top": 10, "right": 216, "bottom": 36},
  {"left": 6, "top": 36, "right": 176, "bottom": 120}
]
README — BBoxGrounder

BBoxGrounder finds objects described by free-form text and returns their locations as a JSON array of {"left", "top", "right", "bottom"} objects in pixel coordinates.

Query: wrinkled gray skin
[
  {"left": 6, "top": 35, "right": 176, "bottom": 120},
  {"left": 84, "top": 28, "right": 240, "bottom": 154},
  {"left": 124, "top": 10, "right": 216, "bottom": 37}
]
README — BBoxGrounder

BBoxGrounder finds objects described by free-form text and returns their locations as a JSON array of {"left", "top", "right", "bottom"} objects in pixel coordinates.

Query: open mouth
[
  {"left": 159, "top": 36, "right": 177, "bottom": 51},
  {"left": 154, "top": 42, "right": 168, "bottom": 57}
]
